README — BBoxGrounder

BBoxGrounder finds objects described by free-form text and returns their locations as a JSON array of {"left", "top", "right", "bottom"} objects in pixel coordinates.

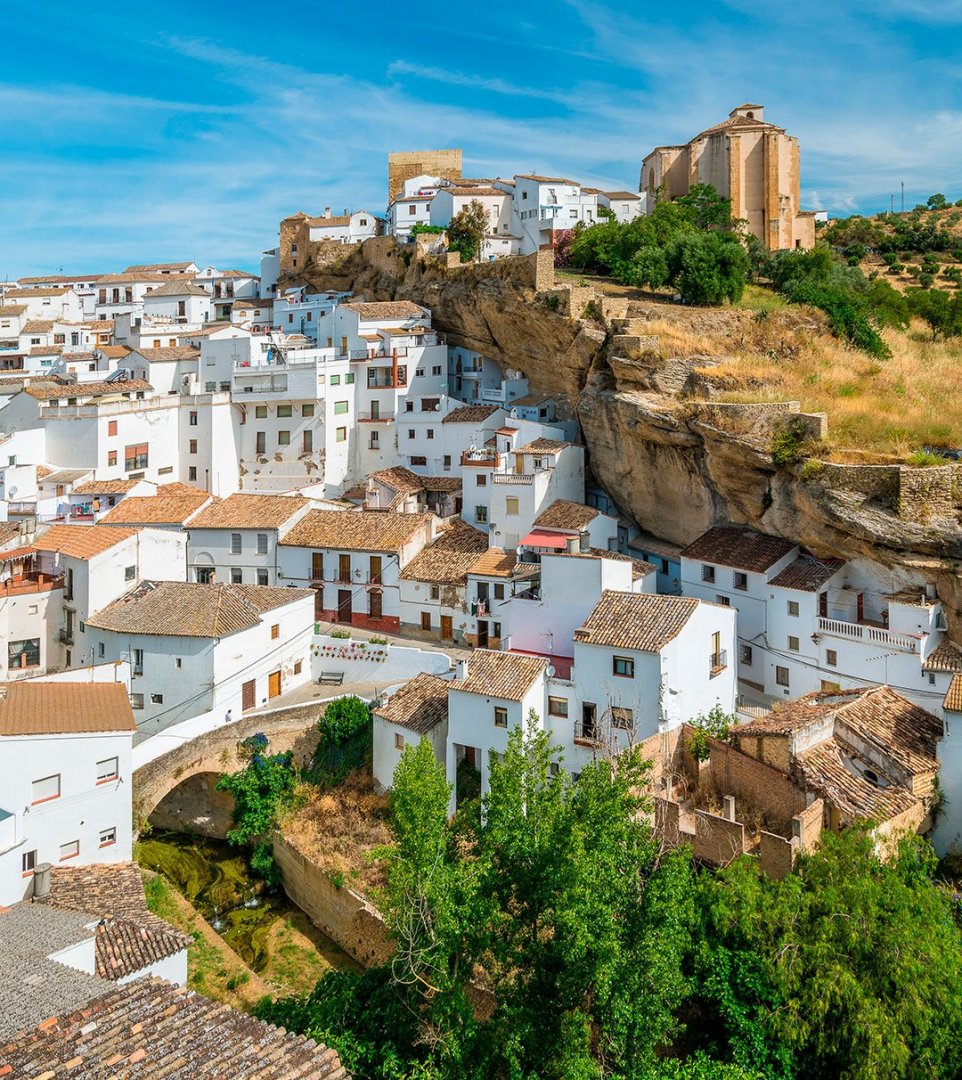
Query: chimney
[
  {"left": 722, "top": 795, "right": 736, "bottom": 822},
  {"left": 565, "top": 536, "right": 578, "bottom": 555},
  {"left": 457, "top": 658, "right": 469, "bottom": 680},
  {"left": 323, "top": 206, "right": 331, "bottom": 219},
  {"left": 578, "top": 529, "right": 590, "bottom": 553},
  {"left": 32, "top": 862, "right": 52, "bottom": 900},
  {"left": 343, "top": 208, "right": 349, "bottom": 216}
]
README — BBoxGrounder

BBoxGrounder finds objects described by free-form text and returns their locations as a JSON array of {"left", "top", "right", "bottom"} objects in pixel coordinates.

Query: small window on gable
[
  {"left": 271, "top": 623, "right": 280, "bottom": 640},
  {"left": 701, "top": 564, "right": 715, "bottom": 583}
]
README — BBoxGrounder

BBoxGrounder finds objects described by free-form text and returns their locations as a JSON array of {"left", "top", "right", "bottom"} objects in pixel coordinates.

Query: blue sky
[{"left": 3, "top": 0, "right": 961, "bottom": 276}]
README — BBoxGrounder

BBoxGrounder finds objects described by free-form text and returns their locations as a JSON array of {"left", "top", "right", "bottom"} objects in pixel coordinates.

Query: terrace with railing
[{"left": 816, "top": 617, "right": 921, "bottom": 654}]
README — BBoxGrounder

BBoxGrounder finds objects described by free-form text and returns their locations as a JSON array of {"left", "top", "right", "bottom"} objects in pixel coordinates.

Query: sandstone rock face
[{"left": 292, "top": 238, "right": 962, "bottom": 636}]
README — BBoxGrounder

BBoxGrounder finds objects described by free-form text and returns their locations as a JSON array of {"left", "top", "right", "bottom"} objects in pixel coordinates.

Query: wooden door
[
  {"left": 369, "top": 555, "right": 382, "bottom": 584},
  {"left": 242, "top": 679, "right": 256, "bottom": 711},
  {"left": 477, "top": 620, "right": 488, "bottom": 648},
  {"left": 337, "top": 589, "right": 352, "bottom": 623},
  {"left": 338, "top": 554, "right": 351, "bottom": 582},
  {"left": 311, "top": 552, "right": 324, "bottom": 581},
  {"left": 440, "top": 614, "right": 453, "bottom": 640},
  {"left": 313, "top": 586, "right": 324, "bottom": 617},
  {"left": 421, "top": 611, "right": 431, "bottom": 631},
  {"left": 369, "top": 590, "right": 383, "bottom": 620},
  {"left": 268, "top": 671, "right": 281, "bottom": 699},
  {"left": 857, "top": 592, "right": 864, "bottom": 623}
]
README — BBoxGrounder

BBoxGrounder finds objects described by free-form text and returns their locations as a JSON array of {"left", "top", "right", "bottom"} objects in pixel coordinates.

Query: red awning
[{"left": 520, "top": 530, "right": 570, "bottom": 550}]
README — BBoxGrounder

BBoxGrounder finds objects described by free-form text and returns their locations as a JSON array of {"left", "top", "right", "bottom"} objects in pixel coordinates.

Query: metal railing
[
  {"left": 710, "top": 649, "right": 728, "bottom": 674},
  {"left": 816, "top": 616, "right": 920, "bottom": 654}
]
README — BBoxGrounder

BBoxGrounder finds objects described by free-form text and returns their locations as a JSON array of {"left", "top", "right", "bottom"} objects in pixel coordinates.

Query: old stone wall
[
  {"left": 897, "top": 465, "right": 956, "bottom": 522},
  {"left": 148, "top": 772, "right": 235, "bottom": 839},
  {"left": 693, "top": 809, "right": 746, "bottom": 866},
  {"left": 273, "top": 833, "right": 392, "bottom": 968},
  {"left": 387, "top": 149, "right": 462, "bottom": 203},
  {"left": 708, "top": 737, "right": 807, "bottom": 828},
  {"left": 758, "top": 830, "right": 795, "bottom": 879}
]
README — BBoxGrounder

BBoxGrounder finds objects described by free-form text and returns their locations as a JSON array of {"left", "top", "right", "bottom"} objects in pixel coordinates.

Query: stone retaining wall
[{"left": 273, "top": 833, "right": 392, "bottom": 968}]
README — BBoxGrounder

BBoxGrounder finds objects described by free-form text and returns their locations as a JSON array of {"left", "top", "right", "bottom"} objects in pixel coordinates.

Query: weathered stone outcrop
[{"left": 292, "top": 237, "right": 962, "bottom": 636}]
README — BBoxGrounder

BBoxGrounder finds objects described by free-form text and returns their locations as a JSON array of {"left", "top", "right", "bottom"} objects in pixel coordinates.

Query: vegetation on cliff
[{"left": 256, "top": 725, "right": 962, "bottom": 1079}]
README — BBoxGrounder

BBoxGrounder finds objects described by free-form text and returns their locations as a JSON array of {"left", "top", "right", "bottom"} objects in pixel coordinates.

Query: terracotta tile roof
[
  {"left": 227, "top": 583, "right": 315, "bottom": 613},
  {"left": 99, "top": 344, "right": 131, "bottom": 358},
  {"left": 401, "top": 521, "right": 487, "bottom": 584},
  {"left": 510, "top": 392, "right": 553, "bottom": 407},
  {"left": 945, "top": 675, "right": 962, "bottom": 712},
  {"left": 86, "top": 319, "right": 115, "bottom": 331},
  {"left": 99, "top": 489, "right": 211, "bottom": 525},
  {"left": 87, "top": 580, "right": 310, "bottom": 638},
  {"left": 442, "top": 404, "right": 500, "bottom": 424},
  {"left": 98, "top": 272, "right": 193, "bottom": 284},
  {"left": 2, "top": 286, "right": 70, "bottom": 298},
  {"left": 374, "top": 672, "right": 449, "bottom": 733},
  {"left": 796, "top": 740, "right": 917, "bottom": 819},
  {"left": 445, "top": 186, "right": 506, "bottom": 197},
  {"left": 769, "top": 553, "right": 845, "bottom": 591},
  {"left": 0, "top": 977, "right": 348, "bottom": 1078},
  {"left": 233, "top": 298, "right": 274, "bottom": 308},
  {"left": 16, "top": 275, "right": 101, "bottom": 285},
  {"left": 681, "top": 526, "right": 796, "bottom": 573},
  {"left": 22, "top": 319, "right": 55, "bottom": 332},
  {"left": 369, "top": 466, "right": 426, "bottom": 495},
  {"left": 124, "top": 261, "right": 197, "bottom": 273},
  {"left": 94, "top": 916, "right": 189, "bottom": 979},
  {"left": 577, "top": 547, "right": 657, "bottom": 580},
  {"left": 24, "top": 379, "right": 152, "bottom": 400},
  {"left": 696, "top": 112, "right": 784, "bottom": 139},
  {"left": 46, "top": 863, "right": 162, "bottom": 923},
  {"left": 307, "top": 214, "right": 352, "bottom": 227},
  {"left": 136, "top": 345, "right": 201, "bottom": 361},
  {"left": 28, "top": 344, "right": 63, "bottom": 356},
  {"left": 516, "top": 437, "right": 570, "bottom": 454},
  {"left": 574, "top": 590, "right": 700, "bottom": 652},
  {"left": 0, "top": 304, "right": 27, "bottom": 316},
  {"left": 469, "top": 547, "right": 518, "bottom": 578},
  {"left": 627, "top": 530, "right": 683, "bottom": 561},
  {"left": 145, "top": 280, "right": 210, "bottom": 297},
  {"left": 282, "top": 509, "right": 430, "bottom": 553},
  {"left": 0, "top": 681, "right": 135, "bottom": 736},
  {"left": 923, "top": 639, "right": 962, "bottom": 673},
  {"left": 35, "top": 523, "right": 138, "bottom": 559},
  {"left": 453, "top": 649, "right": 546, "bottom": 701},
  {"left": 421, "top": 476, "right": 462, "bottom": 492},
  {"left": 188, "top": 492, "right": 308, "bottom": 530},
  {"left": 534, "top": 499, "right": 599, "bottom": 532},
  {"left": 70, "top": 478, "right": 143, "bottom": 495},
  {"left": 604, "top": 190, "right": 641, "bottom": 200},
  {"left": 340, "top": 300, "right": 427, "bottom": 320},
  {"left": 515, "top": 173, "right": 577, "bottom": 184}
]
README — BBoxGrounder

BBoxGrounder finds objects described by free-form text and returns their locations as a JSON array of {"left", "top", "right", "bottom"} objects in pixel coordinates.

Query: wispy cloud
[{"left": 386, "top": 61, "right": 571, "bottom": 105}]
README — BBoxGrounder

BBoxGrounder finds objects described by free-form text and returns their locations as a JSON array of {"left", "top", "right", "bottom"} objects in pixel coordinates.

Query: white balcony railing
[{"left": 816, "top": 617, "right": 921, "bottom": 654}]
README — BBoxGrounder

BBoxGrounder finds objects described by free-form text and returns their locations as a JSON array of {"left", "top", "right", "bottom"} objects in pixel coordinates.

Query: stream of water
[{"left": 137, "top": 831, "right": 356, "bottom": 974}]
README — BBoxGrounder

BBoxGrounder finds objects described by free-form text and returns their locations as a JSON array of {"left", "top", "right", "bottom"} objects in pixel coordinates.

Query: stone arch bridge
[{"left": 132, "top": 704, "right": 325, "bottom": 838}]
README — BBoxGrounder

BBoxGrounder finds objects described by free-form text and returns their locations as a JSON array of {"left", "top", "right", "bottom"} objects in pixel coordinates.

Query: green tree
[
  {"left": 686, "top": 704, "right": 736, "bottom": 762},
  {"left": 667, "top": 231, "right": 750, "bottom": 305},
  {"left": 927, "top": 193, "right": 949, "bottom": 211},
  {"left": 675, "top": 183, "right": 736, "bottom": 230},
  {"left": 908, "top": 287, "right": 962, "bottom": 340},
  {"left": 446, "top": 200, "right": 489, "bottom": 262}
]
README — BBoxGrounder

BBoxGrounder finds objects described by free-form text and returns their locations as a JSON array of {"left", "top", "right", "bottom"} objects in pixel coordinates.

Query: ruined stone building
[
  {"left": 640, "top": 104, "right": 816, "bottom": 250},
  {"left": 387, "top": 148, "right": 462, "bottom": 204}
]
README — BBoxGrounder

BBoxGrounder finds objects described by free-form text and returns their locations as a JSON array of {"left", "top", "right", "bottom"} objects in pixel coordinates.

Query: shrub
[
  {"left": 799, "top": 458, "right": 825, "bottom": 482},
  {"left": 686, "top": 705, "right": 736, "bottom": 762},
  {"left": 312, "top": 697, "right": 372, "bottom": 785},
  {"left": 329, "top": 628, "right": 351, "bottom": 639},
  {"left": 771, "top": 418, "right": 813, "bottom": 467},
  {"left": 907, "top": 449, "right": 948, "bottom": 467}
]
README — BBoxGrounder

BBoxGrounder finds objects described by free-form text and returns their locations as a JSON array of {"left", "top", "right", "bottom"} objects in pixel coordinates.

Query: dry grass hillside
[{"left": 588, "top": 278, "right": 962, "bottom": 460}]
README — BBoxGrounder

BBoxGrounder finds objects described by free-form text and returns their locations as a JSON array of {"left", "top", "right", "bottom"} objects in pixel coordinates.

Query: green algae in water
[{"left": 136, "top": 831, "right": 355, "bottom": 974}]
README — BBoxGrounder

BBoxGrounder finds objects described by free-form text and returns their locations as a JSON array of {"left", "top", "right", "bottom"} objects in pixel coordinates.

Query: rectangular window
[
  {"left": 189, "top": 411, "right": 198, "bottom": 426},
  {"left": 302, "top": 429, "right": 313, "bottom": 452},
  {"left": 476, "top": 474, "right": 487, "bottom": 487},
  {"left": 231, "top": 533, "right": 242, "bottom": 554},
  {"left": 611, "top": 706, "right": 633, "bottom": 730},
  {"left": 302, "top": 403, "right": 315, "bottom": 417},
  {"left": 716, "top": 595, "right": 731, "bottom": 607},
  {"left": 271, "top": 623, "right": 280, "bottom": 640},
  {"left": 733, "top": 571, "right": 748, "bottom": 591},
  {"left": 98, "top": 642, "right": 105, "bottom": 658},
  {"left": 278, "top": 430, "right": 290, "bottom": 445},
  {"left": 334, "top": 401, "right": 349, "bottom": 415},
  {"left": 107, "top": 420, "right": 118, "bottom": 436},
  {"left": 548, "top": 696, "right": 568, "bottom": 718},
  {"left": 231, "top": 568, "right": 243, "bottom": 584},
  {"left": 277, "top": 404, "right": 292, "bottom": 418},
  {"left": 99, "top": 827, "right": 117, "bottom": 847},
  {"left": 294, "top": 659, "right": 303, "bottom": 675},
  {"left": 430, "top": 585, "right": 440, "bottom": 600},
  {"left": 125, "top": 565, "right": 136, "bottom": 581},
  {"left": 96, "top": 757, "right": 119, "bottom": 784},
  {"left": 475, "top": 505, "right": 488, "bottom": 524},
  {"left": 9, "top": 638, "right": 40, "bottom": 669},
  {"left": 494, "top": 583, "right": 505, "bottom": 600},
  {"left": 256, "top": 534, "right": 268, "bottom": 555},
  {"left": 426, "top": 428, "right": 434, "bottom": 440},
  {"left": 31, "top": 774, "right": 60, "bottom": 804},
  {"left": 494, "top": 706, "right": 508, "bottom": 728},
  {"left": 336, "top": 427, "right": 347, "bottom": 442},
  {"left": 188, "top": 466, "right": 197, "bottom": 481},
  {"left": 788, "top": 600, "right": 800, "bottom": 617},
  {"left": 505, "top": 497, "right": 519, "bottom": 515},
  {"left": 612, "top": 655, "right": 635, "bottom": 678},
  {"left": 189, "top": 439, "right": 197, "bottom": 454},
  {"left": 788, "top": 636, "right": 800, "bottom": 652},
  {"left": 255, "top": 405, "right": 268, "bottom": 419},
  {"left": 124, "top": 443, "right": 148, "bottom": 471},
  {"left": 395, "top": 732, "right": 405, "bottom": 750},
  {"left": 826, "top": 649, "right": 838, "bottom": 667},
  {"left": 108, "top": 450, "right": 118, "bottom": 467},
  {"left": 256, "top": 432, "right": 266, "bottom": 454},
  {"left": 151, "top": 693, "right": 164, "bottom": 704},
  {"left": 130, "top": 692, "right": 144, "bottom": 709},
  {"left": 407, "top": 428, "right": 415, "bottom": 439},
  {"left": 330, "top": 374, "right": 341, "bottom": 386},
  {"left": 22, "top": 850, "right": 37, "bottom": 876},
  {"left": 776, "top": 666, "right": 790, "bottom": 687},
  {"left": 345, "top": 372, "right": 355, "bottom": 385},
  {"left": 257, "top": 569, "right": 269, "bottom": 586},
  {"left": 701, "top": 564, "right": 715, "bottom": 584},
  {"left": 739, "top": 644, "right": 753, "bottom": 665},
  {"left": 59, "top": 840, "right": 80, "bottom": 861}
]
